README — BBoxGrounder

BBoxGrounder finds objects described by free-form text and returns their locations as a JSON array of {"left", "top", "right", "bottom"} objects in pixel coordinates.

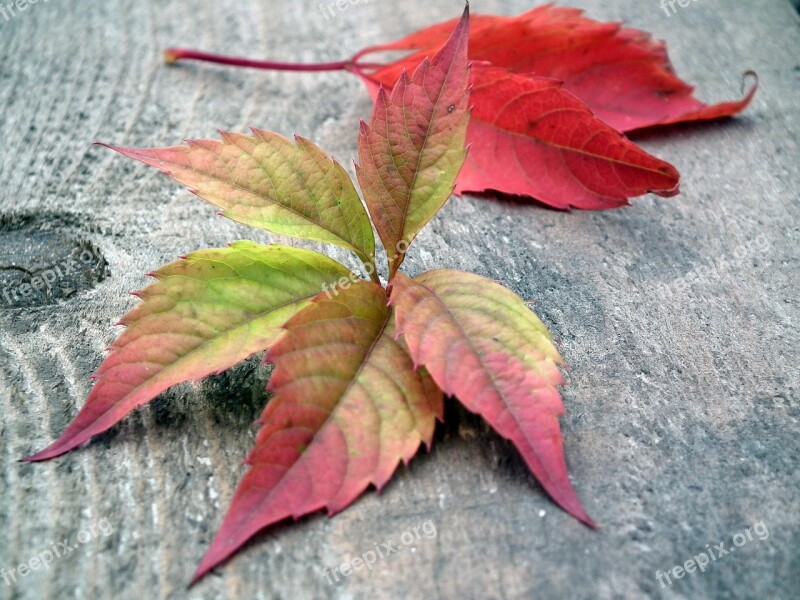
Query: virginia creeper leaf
[
  {"left": 357, "top": 5, "right": 757, "bottom": 133},
  {"left": 28, "top": 6, "right": 612, "bottom": 586},
  {"left": 102, "top": 131, "right": 376, "bottom": 269},
  {"left": 390, "top": 270, "right": 594, "bottom": 527},
  {"left": 25, "top": 242, "right": 352, "bottom": 461},
  {"left": 192, "top": 281, "right": 444, "bottom": 581},
  {"left": 161, "top": 5, "right": 756, "bottom": 211},
  {"left": 452, "top": 64, "right": 680, "bottom": 209},
  {"left": 356, "top": 6, "right": 469, "bottom": 276}
]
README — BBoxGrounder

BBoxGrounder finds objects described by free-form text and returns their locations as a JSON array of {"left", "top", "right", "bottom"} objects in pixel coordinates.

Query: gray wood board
[{"left": 0, "top": 1, "right": 798, "bottom": 599}]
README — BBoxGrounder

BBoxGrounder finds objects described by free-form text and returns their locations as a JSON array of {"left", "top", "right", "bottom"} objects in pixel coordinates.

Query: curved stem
[
  {"left": 349, "top": 45, "right": 385, "bottom": 64},
  {"left": 163, "top": 48, "right": 384, "bottom": 74}
]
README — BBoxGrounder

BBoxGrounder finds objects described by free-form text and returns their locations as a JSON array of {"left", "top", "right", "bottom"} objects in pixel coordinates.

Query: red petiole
[{"left": 163, "top": 48, "right": 385, "bottom": 77}]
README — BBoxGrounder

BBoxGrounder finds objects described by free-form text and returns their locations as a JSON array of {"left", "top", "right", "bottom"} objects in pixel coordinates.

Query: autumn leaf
[
  {"left": 102, "top": 131, "right": 377, "bottom": 273},
  {"left": 163, "top": 5, "right": 755, "bottom": 210},
  {"left": 357, "top": 61, "right": 679, "bottom": 209},
  {"left": 28, "top": 7, "right": 604, "bottom": 585},
  {"left": 357, "top": 5, "right": 757, "bottom": 133},
  {"left": 25, "top": 243, "right": 352, "bottom": 462},
  {"left": 357, "top": 61, "right": 680, "bottom": 208},
  {"left": 451, "top": 63, "right": 679, "bottom": 209},
  {"left": 390, "top": 270, "right": 594, "bottom": 527},
  {"left": 192, "top": 282, "right": 443, "bottom": 582},
  {"left": 356, "top": 5, "right": 469, "bottom": 275}
]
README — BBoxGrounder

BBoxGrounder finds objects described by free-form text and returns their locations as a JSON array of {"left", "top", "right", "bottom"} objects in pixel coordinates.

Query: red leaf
[
  {"left": 193, "top": 282, "right": 443, "bottom": 581},
  {"left": 631, "top": 72, "right": 758, "bottom": 129},
  {"left": 358, "top": 63, "right": 680, "bottom": 209},
  {"left": 390, "top": 270, "right": 595, "bottom": 527},
  {"left": 359, "top": 6, "right": 757, "bottom": 132},
  {"left": 456, "top": 64, "right": 680, "bottom": 209},
  {"left": 161, "top": 5, "right": 758, "bottom": 210}
]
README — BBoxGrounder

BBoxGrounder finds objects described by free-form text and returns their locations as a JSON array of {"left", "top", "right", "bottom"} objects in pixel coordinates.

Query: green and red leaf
[
  {"left": 356, "top": 6, "right": 470, "bottom": 276},
  {"left": 102, "top": 131, "right": 376, "bottom": 268},
  {"left": 193, "top": 282, "right": 443, "bottom": 581},
  {"left": 25, "top": 243, "right": 351, "bottom": 461},
  {"left": 390, "top": 270, "right": 594, "bottom": 527}
]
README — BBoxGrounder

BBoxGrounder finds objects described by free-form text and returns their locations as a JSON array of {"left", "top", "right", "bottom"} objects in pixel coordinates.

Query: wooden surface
[{"left": 1, "top": 1, "right": 798, "bottom": 599}]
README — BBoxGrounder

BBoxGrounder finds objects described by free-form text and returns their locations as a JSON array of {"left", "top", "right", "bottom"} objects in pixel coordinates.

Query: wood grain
[{"left": 1, "top": 1, "right": 798, "bottom": 599}]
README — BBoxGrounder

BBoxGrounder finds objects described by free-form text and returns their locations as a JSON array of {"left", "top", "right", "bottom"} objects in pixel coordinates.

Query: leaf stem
[{"left": 163, "top": 48, "right": 384, "bottom": 75}]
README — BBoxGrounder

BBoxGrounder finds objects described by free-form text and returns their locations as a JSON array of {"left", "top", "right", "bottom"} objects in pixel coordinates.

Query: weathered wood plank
[{"left": 1, "top": 1, "right": 798, "bottom": 599}]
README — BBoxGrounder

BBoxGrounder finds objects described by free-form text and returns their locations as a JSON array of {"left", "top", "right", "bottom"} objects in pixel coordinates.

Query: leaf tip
[
  {"left": 375, "top": 85, "right": 390, "bottom": 107},
  {"left": 21, "top": 443, "right": 66, "bottom": 463},
  {"left": 93, "top": 141, "right": 120, "bottom": 154},
  {"left": 655, "top": 182, "right": 681, "bottom": 198},
  {"left": 188, "top": 567, "right": 210, "bottom": 588},
  {"left": 578, "top": 513, "right": 598, "bottom": 529}
]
